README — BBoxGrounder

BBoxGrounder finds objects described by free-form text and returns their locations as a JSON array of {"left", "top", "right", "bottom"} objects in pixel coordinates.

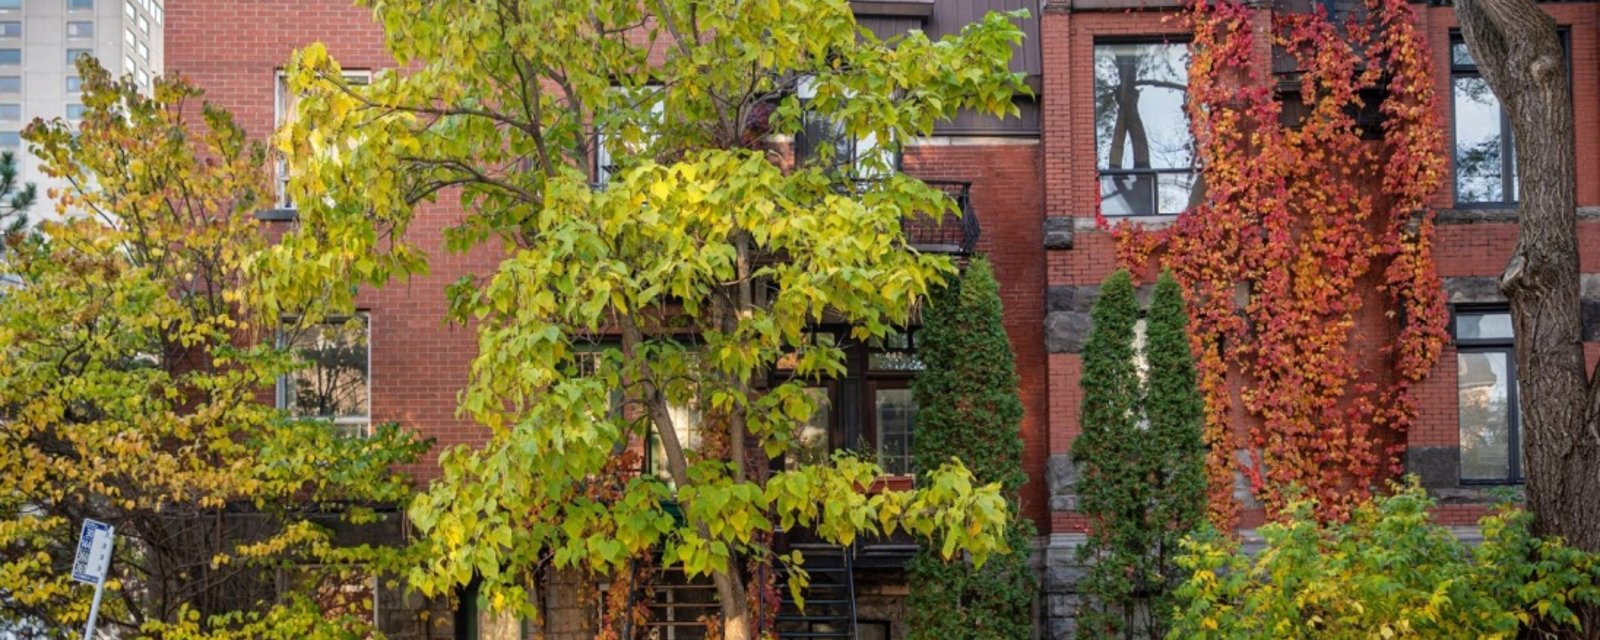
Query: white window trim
[
  {"left": 275, "top": 314, "right": 373, "bottom": 438},
  {"left": 275, "top": 69, "right": 373, "bottom": 209}
]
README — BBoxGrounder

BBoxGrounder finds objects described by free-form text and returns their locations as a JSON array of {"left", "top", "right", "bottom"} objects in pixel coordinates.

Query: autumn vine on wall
[{"left": 1111, "top": 0, "right": 1450, "bottom": 526}]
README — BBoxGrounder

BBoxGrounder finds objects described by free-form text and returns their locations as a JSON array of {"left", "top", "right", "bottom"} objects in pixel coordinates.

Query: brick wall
[{"left": 1040, "top": 0, "right": 1600, "bottom": 537}]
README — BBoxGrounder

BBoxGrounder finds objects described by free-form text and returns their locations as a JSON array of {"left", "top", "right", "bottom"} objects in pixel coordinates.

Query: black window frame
[
  {"left": 1092, "top": 36, "right": 1196, "bottom": 218},
  {"left": 1451, "top": 306, "right": 1522, "bottom": 485},
  {"left": 1449, "top": 30, "right": 1570, "bottom": 209}
]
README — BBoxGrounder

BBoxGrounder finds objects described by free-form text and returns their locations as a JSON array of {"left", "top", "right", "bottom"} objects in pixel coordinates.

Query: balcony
[{"left": 899, "top": 179, "right": 980, "bottom": 255}]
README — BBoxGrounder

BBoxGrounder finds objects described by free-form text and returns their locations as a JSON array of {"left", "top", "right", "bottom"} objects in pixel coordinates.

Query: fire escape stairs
[{"left": 772, "top": 543, "right": 857, "bottom": 640}]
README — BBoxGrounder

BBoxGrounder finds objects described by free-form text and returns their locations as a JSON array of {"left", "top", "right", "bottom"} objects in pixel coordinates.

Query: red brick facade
[{"left": 166, "top": 0, "right": 1600, "bottom": 635}]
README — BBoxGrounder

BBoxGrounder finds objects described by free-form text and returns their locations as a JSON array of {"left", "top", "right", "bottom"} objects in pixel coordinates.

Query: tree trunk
[
  {"left": 618, "top": 316, "right": 754, "bottom": 640},
  {"left": 1457, "top": 0, "right": 1600, "bottom": 558}
]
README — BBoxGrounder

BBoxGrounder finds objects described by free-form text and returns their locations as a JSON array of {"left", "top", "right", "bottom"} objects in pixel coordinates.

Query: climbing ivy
[
  {"left": 906, "top": 257, "right": 1035, "bottom": 640},
  {"left": 1113, "top": 0, "right": 1450, "bottom": 524}
]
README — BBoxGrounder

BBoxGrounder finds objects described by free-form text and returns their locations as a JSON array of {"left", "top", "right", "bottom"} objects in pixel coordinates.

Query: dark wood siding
[{"left": 857, "top": 1, "right": 1042, "bottom": 135}]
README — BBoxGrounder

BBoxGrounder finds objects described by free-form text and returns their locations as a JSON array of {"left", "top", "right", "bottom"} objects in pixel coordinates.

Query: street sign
[
  {"left": 71, "top": 519, "right": 114, "bottom": 585},
  {"left": 71, "top": 519, "right": 115, "bottom": 639}
]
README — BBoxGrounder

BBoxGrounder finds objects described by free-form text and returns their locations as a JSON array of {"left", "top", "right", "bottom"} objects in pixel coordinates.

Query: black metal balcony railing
[{"left": 900, "top": 179, "right": 980, "bottom": 255}]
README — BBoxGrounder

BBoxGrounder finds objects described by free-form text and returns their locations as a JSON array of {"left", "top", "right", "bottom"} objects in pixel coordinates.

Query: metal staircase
[
  {"left": 773, "top": 543, "right": 857, "bottom": 640},
  {"left": 643, "top": 563, "right": 719, "bottom": 639}
]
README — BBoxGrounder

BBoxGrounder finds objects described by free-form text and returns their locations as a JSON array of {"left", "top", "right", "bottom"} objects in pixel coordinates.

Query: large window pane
[
  {"left": 875, "top": 388, "right": 916, "bottom": 476},
  {"left": 785, "top": 387, "right": 832, "bottom": 469},
  {"left": 281, "top": 317, "right": 371, "bottom": 437},
  {"left": 1453, "top": 76, "right": 1508, "bottom": 204},
  {"left": 1095, "top": 41, "right": 1193, "bottom": 216},
  {"left": 1458, "top": 351, "right": 1512, "bottom": 481}
]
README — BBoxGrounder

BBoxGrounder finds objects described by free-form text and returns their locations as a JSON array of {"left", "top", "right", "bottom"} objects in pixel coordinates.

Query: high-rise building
[{"left": 0, "top": 0, "right": 163, "bottom": 211}]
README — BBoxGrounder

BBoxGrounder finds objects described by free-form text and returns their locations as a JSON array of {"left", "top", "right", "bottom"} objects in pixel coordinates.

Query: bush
[
  {"left": 1073, "top": 270, "right": 1206, "bottom": 638},
  {"left": 1169, "top": 481, "right": 1600, "bottom": 639},
  {"left": 906, "top": 257, "right": 1034, "bottom": 640}
]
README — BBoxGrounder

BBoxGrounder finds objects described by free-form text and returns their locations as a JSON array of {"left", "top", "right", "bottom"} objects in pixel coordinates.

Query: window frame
[
  {"left": 0, "top": 75, "right": 18, "bottom": 94},
  {"left": 274, "top": 69, "right": 373, "bottom": 209},
  {"left": 1092, "top": 36, "right": 1197, "bottom": 218},
  {"left": 0, "top": 49, "right": 18, "bottom": 66},
  {"left": 1452, "top": 306, "right": 1522, "bottom": 485},
  {"left": 0, "top": 131, "right": 19, "bottom": 148},
  {"left": 0, "top": 22, "right": 18, "bottom": 39},
  {"left": 276, "top": 314, "right": 373, "bottom": 438},
  {"left": 67, "top": 21, "right": 94, "bottom": 38},
  {"left": 1449, "top": 30, "right": 1570, "bottom": 209}
]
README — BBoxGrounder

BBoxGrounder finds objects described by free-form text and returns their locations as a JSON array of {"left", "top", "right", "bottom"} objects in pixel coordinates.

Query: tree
[
  {"left": 1114, "top": 0, "right": 1450, "bottom": 524},
  {"left": 1072, "top": 269, "right": 1144, "bottom": 637},
  {"left": 1071, "top": 270, "right": 1206, "bottom": 638},
  {"left": 0, "top": 148, "right": 34, "bottom": 240},
  {"left": 905, "top": 257, "right": 1034, "bottom": 640},
  {"left": 1455, "top": 0, "right": 1600, "bottom": 556},
  {"left": 260, "top": 2, "right": 1030, "bottom": 638},
  {"left": 0, "top": 59, "right": 426, "bottom": 637}
]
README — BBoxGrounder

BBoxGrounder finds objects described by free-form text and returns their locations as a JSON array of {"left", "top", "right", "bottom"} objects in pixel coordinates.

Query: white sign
[{"left": 71, "top": 519, "right": 113, "bottom": 585}]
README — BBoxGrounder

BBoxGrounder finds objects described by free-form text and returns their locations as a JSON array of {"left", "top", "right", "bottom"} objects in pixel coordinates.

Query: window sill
[
  {"left": 867, "top": 475, "right": 915, "bottom": 492},
  {"left": 256, "top": 207, "right": 298, "bottom": 221}
]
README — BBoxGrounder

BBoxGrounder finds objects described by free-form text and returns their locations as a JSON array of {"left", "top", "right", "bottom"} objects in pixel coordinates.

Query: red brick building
[{"left": 163, "top": 0, "right": 1599, "bottom": 637}]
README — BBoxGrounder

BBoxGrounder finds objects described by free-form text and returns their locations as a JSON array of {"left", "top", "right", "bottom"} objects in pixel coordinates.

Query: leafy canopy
[
  {"left": 263, "top": 0, "right": 1031, "bottom": 627},
  {"left": 0, "top": 59, "right": 425, "bottom": 637}
]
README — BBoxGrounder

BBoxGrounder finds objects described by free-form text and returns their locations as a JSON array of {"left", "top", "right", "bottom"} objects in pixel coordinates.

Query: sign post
[{"left": 71, "top": 519, "right": 115, "bottom": 640}]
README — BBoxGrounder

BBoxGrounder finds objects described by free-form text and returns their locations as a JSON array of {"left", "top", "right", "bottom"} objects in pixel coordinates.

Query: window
[
  {"left": 123, "top": 55, "right": 134, "bottom": 73},
  {"left": 275, "top": 70, "right": 371, "bottom": 208},
  {"left": 66, "top": 76, "right": 82, "bottom": 93},
  {"left": 0, "top": 76, "right": 17, "bottom": 93},
  {"left": 784, "top": 386, "right": 834, "bottom": 469},
  {"left": 67, "top": 49, "right": 93, "bottom": 65},
  {"left": 866, "top": 331, "right": 922, "bottom": 476},
  {"left": 793, "top": 75, "right": 896, "bottom": 178},
  {"left": 0, "top": 103, "right": 18, "bottom": 122},
  {"left": 151, "top": 1, "right": 161, "bottom": 24},
  {"left": 125, "top": 0, "right": 136, "bottom": 18},
  {"left": 135, "top": 68, "right": 148, "bottom": 89},
  {"left": 125, "top": 28, "right": 136, "bottom": 47},
  {"left": 0, "top": 49, "right": 20, "bottom": 66},
  {"left": 0, "top": 131, "right": 18, "bottom": 148},
  {"left": 278, "top": 316, "right": 371, "bottom": 438},
  {"left": 594, "top": 85, "right": 664, "bottom": 184},
  {"left": 69, "top": 0, "right": 95, "bottom": 8},
  {"left": 1451, "top": 33, "right": 1568, "bottom": 206},
  {"left": 1094, "top": 40, "right": 1195, "bottom": 217},
  {"left": 65, "top": 104, "right": 86, "bottom": 120},
  {"left": 0, "top": 22, "right": 17, "bottom": 38},
  {"left": 0, "top": 0, "right": 18, "bottom": 10},
  {"left": 138, "top": 14, "right": 149, "bottom": 34},
  {"left": 1451, "top": 39, "right": 1515, "bottom": 205},
  {"left": 68, "top": 22, "right": 94, "bottom": 38},
  {"left": 1455, "top": 309, "right": 1521, "bottom": 484},
  {"left": 138, "top": 41, "right": 149, "bottom": 63}
]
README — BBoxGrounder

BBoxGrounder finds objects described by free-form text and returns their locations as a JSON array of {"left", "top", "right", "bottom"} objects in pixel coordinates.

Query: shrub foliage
[
  {"left": 1072, "top": 270, "right": 1206, "bottom": 638},
  {"left": 1170, "top": 481, "right": 1600, "bottom": 639},
  {"left": 907, "top": 257, "right": 1035, "bottom": 640}
]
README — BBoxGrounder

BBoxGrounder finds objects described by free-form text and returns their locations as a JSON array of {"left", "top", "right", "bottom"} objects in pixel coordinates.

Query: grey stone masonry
[{"left": 1043, "top": 216, "right": 1075, "bottom": 250}]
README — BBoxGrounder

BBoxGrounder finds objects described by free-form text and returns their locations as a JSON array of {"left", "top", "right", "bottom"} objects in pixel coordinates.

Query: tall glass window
[
  {"left": 279, "top": 316, "right": 372, "bottom": 438},
  {"left": 1451, "top": 39, "right": 1516, "bottom": 206},
  {"left": 1094, "top": 40, "right": 1194, "bottom": 217},
  {"left": 1455, "top": 309, "right": 1521, "bottom": 483}
]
